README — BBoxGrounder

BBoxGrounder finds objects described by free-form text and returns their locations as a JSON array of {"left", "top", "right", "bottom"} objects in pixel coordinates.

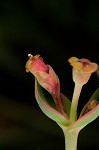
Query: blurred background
[{"left": 0, "top": 0, "right": 99, "bottom": 149}]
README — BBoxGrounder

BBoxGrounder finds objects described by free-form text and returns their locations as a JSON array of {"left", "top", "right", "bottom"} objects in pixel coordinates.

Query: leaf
[
  {"left": 80, "top": 88, "right": 99, "bottom": 117},
  {"left": 89, "top": 88, "right": 99, "bottom": 102},
  {"left": 68, "top": 104, "right": 99, "bottom": 131},
  {"left": 69, "top": 88, "right": 99, "bottom": 131},
  {"left": 35, "top": 79, "right": 70, "bottom": 126}
]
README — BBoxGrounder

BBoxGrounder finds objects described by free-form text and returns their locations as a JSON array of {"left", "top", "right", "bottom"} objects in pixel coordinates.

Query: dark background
[{"left": 0, "top": 0, "right": 99, "bottom": 150}]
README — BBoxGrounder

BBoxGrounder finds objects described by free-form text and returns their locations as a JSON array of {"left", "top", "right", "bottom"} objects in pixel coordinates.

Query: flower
[
  {"left": 26, "top": 54, "right": 60, "bottom": 95},
  {"left": 68, "top": 57, "right": 98, "bottom": 85},
  {"left": 26, "top": 54, "right": 66, "bottom": 115}
]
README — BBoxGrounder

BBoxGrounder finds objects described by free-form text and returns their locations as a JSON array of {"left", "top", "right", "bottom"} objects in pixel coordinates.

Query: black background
[{"left": 0, "top": 0, "right": 99, "bottom": 150}]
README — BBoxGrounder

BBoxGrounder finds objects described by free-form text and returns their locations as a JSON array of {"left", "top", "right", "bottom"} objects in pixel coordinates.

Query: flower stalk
[
  {"left": 64, "top": 130, "right": 79, "bottom": 150},
  {"left": 59, "top": 124, "right": 80, "bottom": 150},
  {"left": 70, "top": 83, "right": 83, "bottom": 122},
  {"left": 51, "top": 90, "right": 68, "bottom": 117}
]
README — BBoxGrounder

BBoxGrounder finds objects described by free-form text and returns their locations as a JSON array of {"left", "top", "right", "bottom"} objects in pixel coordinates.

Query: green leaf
[
  {"left": 80, "top": 88, "right": 99, "bottom": 117},
  {"left": 69, "top": 104, "right": 99, "bottom": 131},
  {"left": 35, "top": 79, "right": 70, "bottom": 126},
  {"left": 89, "top": 88, "right": 99, "bottom": 102},
  {"left": 69, "top": 88, "right": 99, "bottom": 131}
]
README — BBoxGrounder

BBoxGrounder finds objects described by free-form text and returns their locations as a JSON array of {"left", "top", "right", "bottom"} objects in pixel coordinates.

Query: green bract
[{"left": 35, "top": 79, "right": 71, "bottom": 126}]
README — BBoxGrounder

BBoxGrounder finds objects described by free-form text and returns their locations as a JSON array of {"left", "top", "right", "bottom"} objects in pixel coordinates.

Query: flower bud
[
  {"left": 26, "top": 54, "right": 66, "bottom": 116},
  {"left": 26, "top": 54, "right": 60, "bottom": 95}
]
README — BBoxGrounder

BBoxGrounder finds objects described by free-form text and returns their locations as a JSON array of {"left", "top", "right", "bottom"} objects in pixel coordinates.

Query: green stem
[
  {"left": 64, "top": 130, "right": 79, "bottom": 150},
  {"left": 70, "top": 84, "right": 83, "bottom": 122}
]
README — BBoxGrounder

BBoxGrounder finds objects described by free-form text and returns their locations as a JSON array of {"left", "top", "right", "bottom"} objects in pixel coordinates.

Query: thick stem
[
  {"left": 70, "top": 84, "right": 83, "bottom": 122},
  {"left": 62, "top": 129, "right": 79, "bottom": 150}
]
